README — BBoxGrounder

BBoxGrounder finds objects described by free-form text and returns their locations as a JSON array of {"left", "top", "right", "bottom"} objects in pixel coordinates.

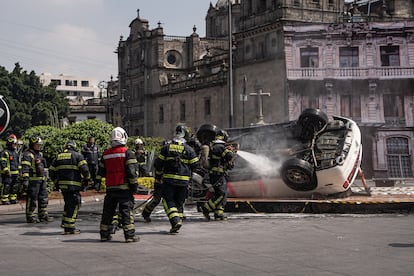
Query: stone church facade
[{"left": 113, "top": 0, "right": 414, "bottom": 183}]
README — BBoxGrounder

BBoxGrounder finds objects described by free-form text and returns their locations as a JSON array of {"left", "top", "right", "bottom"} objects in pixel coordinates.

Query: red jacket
[{"left": 98, "top": 146, "right": 138, "bottom": 190}]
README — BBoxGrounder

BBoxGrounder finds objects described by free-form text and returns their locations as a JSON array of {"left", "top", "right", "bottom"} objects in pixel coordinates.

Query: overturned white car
[{"left": 196, "top": 109, "right": 363, "bottom": 198}]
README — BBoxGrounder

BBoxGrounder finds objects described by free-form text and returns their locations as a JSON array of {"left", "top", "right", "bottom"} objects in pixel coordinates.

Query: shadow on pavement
[{"left": 388, "top": 243, "right": 414, "bottom": 248}]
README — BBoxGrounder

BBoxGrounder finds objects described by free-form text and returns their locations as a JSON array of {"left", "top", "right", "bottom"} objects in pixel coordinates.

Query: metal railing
[{"left": 287, "top": 66, "right": 414, "bottom": 80}]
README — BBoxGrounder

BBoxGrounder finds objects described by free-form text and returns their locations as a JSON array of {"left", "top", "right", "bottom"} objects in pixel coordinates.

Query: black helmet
[
  {"left": 65, "top": 140, "right": 77, "bottom": 151},
  {"left": 29, "top": 135, "right": 43, "bottom": 148},
  {"left": 215, "top": 129, "right": 229, "bottom": 142},
  {"left": 174, "top": 124, "right": 190, "bottom": 140}
]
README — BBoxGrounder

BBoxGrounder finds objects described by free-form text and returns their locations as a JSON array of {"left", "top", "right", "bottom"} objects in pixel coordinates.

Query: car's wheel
[
  {"left": 280, "top": 158, "right": 317, "bottom": 191},
  {"left": 297, "top": 108, "right": 329, "bottom": 141},
  {"left": 196, "top": 124, "right": 218, "bottom": 145}
]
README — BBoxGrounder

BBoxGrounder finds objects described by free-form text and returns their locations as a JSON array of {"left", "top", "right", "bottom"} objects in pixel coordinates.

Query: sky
[{"left": 0, "top": 0, "right": 215, "bottom": 82}]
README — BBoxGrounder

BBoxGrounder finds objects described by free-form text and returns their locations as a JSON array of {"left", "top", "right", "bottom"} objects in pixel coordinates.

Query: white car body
[{"left": 225, "top": 113, "right": 363, "bottom": 198}]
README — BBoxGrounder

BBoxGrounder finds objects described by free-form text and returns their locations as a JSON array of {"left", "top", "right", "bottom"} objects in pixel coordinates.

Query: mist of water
[{"left": 236, "top": 150, "right": 282, "bottom": 177}]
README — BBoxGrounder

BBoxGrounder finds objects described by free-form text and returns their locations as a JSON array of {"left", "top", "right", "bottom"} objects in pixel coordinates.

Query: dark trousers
[
  {"left": 88, "top": 164, "right": 98, "bottom": 183},
  {"left": 26, "top": 180, "right": 48, "bottom": 220},
  {"left": 100, "top": 190, "right": 135, "bottom": 239},
  {"left": 1, "top": 174, "right": 19, "bottom": 203},
  {"left": 204, "top": 174, "right": 227, "bottom": 217},
  {"left": 162, "top": 184, "right": 187, "bottom": 226},
  {"left": 142, "top": 184, "right": 163, "bottom": 218},
  {"left": 61, "top": 189, "right": 81, "bottom": 230}
]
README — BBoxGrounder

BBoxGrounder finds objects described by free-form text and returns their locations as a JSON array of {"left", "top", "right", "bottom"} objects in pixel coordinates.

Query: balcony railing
[{"left": 287, "top": 67, "right": 414, "bottom": 80}]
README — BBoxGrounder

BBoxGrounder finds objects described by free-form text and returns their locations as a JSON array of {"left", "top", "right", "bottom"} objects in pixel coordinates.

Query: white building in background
[
  {"left": 39, "top": 73, "right": 101, "bottom": 101},
  {"left": 39, "top": 73, "right": 107, "bottom": 124}
]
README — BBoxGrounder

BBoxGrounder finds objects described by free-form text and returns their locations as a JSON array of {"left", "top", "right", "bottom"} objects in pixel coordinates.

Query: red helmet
[{"left": 7, "top": 134, "right": 17, "bottom": 144}]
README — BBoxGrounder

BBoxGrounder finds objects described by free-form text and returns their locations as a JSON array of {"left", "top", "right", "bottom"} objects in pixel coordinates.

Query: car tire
[
  {"left": 281, "top": 158, "right": 317, "bottom": 191},
  {"left": 297, "top": 108, "right": 329, "bottom": 141},
  {"left": 196, "top": 124, "right": 218, "bottom": 145}
]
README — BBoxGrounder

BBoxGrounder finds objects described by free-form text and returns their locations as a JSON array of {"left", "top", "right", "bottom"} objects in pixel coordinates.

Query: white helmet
[
  {"left": 135, "top": 138, "right": 143, "bottom": 145},
  {"left": 110, "top": 127, "right": 128, "bottom": 147}
]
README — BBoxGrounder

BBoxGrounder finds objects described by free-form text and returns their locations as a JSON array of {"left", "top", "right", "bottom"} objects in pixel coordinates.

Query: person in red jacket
[{"left": 96, "top": 127, "right": 139, "bottom": 243}]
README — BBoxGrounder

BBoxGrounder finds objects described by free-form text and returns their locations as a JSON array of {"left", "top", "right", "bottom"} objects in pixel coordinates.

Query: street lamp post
[
  {"left": 98, "top": 81, "right": 106, "bottom": 99},
  {"left": 228, "top": 0, "right": 234, "bottom": 128}
]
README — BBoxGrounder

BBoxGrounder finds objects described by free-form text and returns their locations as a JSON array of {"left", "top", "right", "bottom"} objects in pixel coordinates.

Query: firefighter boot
[
  {"left": 100, "top": 231, "right": 112, "bottom": 242},
  {"left": 214, "top": 207, "right": 227, "bottom": 221},
  {"left": 39, "top": 215, "right": 54, "bottom": 223},
  {"left": 125, "top": 234, "right": 140, "bottom": 243},
  {"left": 169, "top": 217, "right": 182, "bottom": 234},
  {"left": 26, "top": 216, "right": 39, "bottom": 223},
  {"left": 201, "top": 205, "right": 210, "bottom": 221},
  {"left": 64, "top": 228, "right": 81, "bottom": 235}
]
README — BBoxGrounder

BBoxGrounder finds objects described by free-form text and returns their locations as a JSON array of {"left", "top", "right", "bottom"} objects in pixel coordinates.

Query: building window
[
  {"left": 256, "top": 42, "right": 265, "bottom": 59},
  {"left": 300, "top": 48, "right": 319, "bottom": 68},
  {"left": 293, "top": 0, "right": 301, "bottom": 7},
  {"left": 340, "top": 95, "right": 361, "bottom": 119},
  {"left": 383, "top": 94, "right": 404, "bottom": 124},
  {"left": 380, "top": 45, "right": 400, "bottom": 66},
  {"left": 65, "top": 80, "right": 77, "bottom": 86},
  {"left": 339, "top": 47, "right": 359, "bottom": 67},
  {"left": 51, "top": 79, "right": 61, "bottom": 86},
  {"left": 180, "top": 101, "right": 186, "bottom": 121},
  {"left": 386, "top": 137, "right": 413, "bottom": 178},
  {"left": 81, "top": 80, "right": 89, "bottom": 87},
  {"left": 204, "top": 97, "right": 211, "bottom": 116},
  {"left": 258, "top": 0, "right": 267, "bottom": 13},
  {"left": 159, "top": 105, "right": 164, "bottom": 123}
]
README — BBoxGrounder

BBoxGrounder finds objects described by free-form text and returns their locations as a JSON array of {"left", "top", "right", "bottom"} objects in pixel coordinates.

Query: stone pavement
[{"left": 0, "top": 199, "right": 413, "bottom": 276}]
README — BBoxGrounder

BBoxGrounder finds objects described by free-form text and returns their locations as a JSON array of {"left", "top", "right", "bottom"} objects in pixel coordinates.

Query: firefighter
[
  {"left": 49, "top": 140, "right": 91, "bottom": 234},
  {"left": 140, "top": 139, "right": 168, "bottom": 223},
  {"left": 201, "top": 129, "right": 235, "bottom": 221},
  {"left": 0, "top": 134, "right": 20, "bottom": 204},
  {"left": 154, "top": 125, "right": 199, "bottom": 233},
  {"left": 81, "top": 136, "right": 99, "bottom": 188},
  {"left": 97, "top": 127, "right": 139, "bottom": 242},
  {"left": 21, "top": 136, "right": 53, "bottom": 223},
  {"left": 134, "top": 138, "right": 148, "bottom": 177}
]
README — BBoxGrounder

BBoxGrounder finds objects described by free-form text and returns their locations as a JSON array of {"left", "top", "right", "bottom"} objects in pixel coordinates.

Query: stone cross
[{"left": 249, "top": 88, "right": 270, "bottom": 125}]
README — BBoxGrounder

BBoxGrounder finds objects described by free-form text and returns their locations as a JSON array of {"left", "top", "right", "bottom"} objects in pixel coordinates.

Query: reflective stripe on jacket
[{"left": 50, "top": 148, "right": 90, "bottom": 189}]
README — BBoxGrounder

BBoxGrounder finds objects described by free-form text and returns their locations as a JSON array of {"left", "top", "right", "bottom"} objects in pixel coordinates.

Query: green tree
[{"left": 0, "top": 63, "right": 69, "bottom": 137}]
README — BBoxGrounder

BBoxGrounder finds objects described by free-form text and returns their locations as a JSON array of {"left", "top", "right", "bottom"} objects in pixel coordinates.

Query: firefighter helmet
[
  {"left": 215, "top": 129, "right": 229, "bottom": 142},
  {"left": 29, "top": 135, "right": 43, "bottom": 148},
  {"left": 110, "top": 127, "right": 128, "bottom": 146},
  {"left": 65, "top": 140, "right": 77, "bottom": 151},
  {"left": 7, "top": 134, "right": 17, "bottom": 144},
  {"left": 135, "top": 138, "right": 144, "bottom": 145},
  {"left": 174, "top": 124, "right": 190, "bottom": 140}
]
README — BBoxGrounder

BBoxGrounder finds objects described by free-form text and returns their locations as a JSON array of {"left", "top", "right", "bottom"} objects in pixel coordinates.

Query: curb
[{"left": 0, "top": 193, "right": 106, "bottom": 214}]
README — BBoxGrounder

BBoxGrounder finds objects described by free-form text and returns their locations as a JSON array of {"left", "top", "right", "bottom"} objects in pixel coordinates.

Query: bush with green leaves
[
  {"left": 22, "top": 119, "right": 114, "bottom": 163},
  {"left": 21, "top": 120, "right": 165, "bottom": 164}
]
